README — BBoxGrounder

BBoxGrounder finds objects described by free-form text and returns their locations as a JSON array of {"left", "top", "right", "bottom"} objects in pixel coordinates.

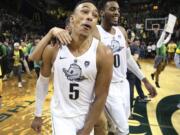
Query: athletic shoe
[
  {"left": 155, "top": 82, "right": 160, "bottom": 88},
  {"left": 2, "top": 75, "right": 7, "bottom": 81},
  {"left": 18, "top": 82, "right": 23, "bottom": 88},
  {"left": 151, "top": 73, "right": 154, "bottom": 80}
]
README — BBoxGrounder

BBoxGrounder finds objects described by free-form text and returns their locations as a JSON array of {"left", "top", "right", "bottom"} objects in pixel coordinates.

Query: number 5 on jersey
[{"left": 69, "top": 83, "right": 79, "bottom": 100}]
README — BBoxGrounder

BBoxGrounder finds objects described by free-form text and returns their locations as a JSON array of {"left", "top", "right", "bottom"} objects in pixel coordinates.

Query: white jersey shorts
[
  {"left": 105, "top": 79, "right": 130, "bottom": 135},
  {"left": 51, "top": 114, "right": 94, "bottom": 135}
]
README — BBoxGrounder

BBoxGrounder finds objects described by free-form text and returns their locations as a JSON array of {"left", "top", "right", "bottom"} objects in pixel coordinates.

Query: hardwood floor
[{"left": 0, "top": 59, "right": 179, "bottom": 135}]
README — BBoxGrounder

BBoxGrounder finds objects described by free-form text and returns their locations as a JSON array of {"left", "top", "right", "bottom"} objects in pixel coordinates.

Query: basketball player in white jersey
[
  {"left": 30, "top": 1, "right": 113, "bottom": 135},
  {"left": 91, "top": 0, "right": 157, "bottom": 134}
]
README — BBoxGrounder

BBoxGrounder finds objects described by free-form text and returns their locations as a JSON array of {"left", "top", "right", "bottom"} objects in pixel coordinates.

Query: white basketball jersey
[
  {"left": 51, "top": 38, "right": 98, "bottom": 117},
  {"left": 97, "top": 25, "right": 127, "bottom": 82}
]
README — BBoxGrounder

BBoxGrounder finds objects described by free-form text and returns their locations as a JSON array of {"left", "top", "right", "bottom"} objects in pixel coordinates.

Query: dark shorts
[{"left": 154, "top": 56, "right": 167, "bottom": 68}]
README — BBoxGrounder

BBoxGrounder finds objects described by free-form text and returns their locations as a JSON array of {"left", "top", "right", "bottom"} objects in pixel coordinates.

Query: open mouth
[
  {"left": 82, "top": 24, "right": 91, "bottom": 30},
  {"left": 113, "top": 16, "right": 119, "bottom": 20}
]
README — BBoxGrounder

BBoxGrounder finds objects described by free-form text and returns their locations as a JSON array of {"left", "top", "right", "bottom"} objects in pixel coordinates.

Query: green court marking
[
  {"left": 156, "top": 94, "right": 180, "bottom": 135},
  {"left": 130, "top": 98, "right": 152, "bottom": 135}
]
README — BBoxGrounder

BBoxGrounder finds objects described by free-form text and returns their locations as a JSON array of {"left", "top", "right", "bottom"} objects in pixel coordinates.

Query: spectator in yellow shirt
[{"left": 167, "top": 40, "right": 177, "bottom": 61}]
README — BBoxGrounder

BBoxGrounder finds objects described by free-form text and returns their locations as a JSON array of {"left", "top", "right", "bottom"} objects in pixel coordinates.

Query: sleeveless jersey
[
  {"left": 97, "top": 25, "right": 127, "bottom": 82},
  {"left": 51, "top": 38, "right": 98, "bottom": 117}
]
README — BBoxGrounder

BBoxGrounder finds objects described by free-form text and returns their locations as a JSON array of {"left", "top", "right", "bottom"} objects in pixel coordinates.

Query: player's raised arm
[{"left": 29, "top": 27, "right": 72, "bottom": 61}]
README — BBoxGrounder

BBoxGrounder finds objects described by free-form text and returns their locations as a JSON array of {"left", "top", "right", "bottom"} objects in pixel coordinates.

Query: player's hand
[
  {"left": 50, "top": 27, "right": 72, "bottom": 45},
  {"left": 31, "top": 116, "right": 43, "bottom": 133},
  {"left": 142, "top": 78, "right": 157, "bottom": 98}
]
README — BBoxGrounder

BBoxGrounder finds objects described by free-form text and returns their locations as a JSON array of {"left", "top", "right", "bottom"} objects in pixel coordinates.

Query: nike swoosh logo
[{"left": 60, "top": 57, "right": 66, "bottom": 59}]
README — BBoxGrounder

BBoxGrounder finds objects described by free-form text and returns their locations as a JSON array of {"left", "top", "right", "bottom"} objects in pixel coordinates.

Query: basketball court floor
[{"left": 0, "top": 59, "right": 179, "bottom": 135}]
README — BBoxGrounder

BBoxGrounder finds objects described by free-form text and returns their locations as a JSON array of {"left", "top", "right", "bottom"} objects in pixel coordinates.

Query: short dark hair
[
  {"left": 65, "top": 16, "right": 70, "bottom": 27},
  {"left": 73, "top": 0, "right": 97, "bottom": 12},
  {"left": 98, "top": 0, "right": 118, "bottom": 10}
]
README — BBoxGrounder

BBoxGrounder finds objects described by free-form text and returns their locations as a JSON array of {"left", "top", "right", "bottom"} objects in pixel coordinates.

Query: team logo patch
[
  {"left": 84, "top": 61, "right": 90, "bottom": 67},
  {"left": 107, "top": 39, "right": 124, "bottom": 53},
  {"left": 63, "top": 61, "right": 86, "bottom": 81}
]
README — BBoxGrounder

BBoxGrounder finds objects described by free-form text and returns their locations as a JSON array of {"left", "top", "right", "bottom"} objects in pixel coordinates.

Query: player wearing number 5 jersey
[
  {"left": 30, "top": 1, "right": 113, "bottom": 135},
  {"left": 52, "top": 39, "right": 100, "bottom": 117}
]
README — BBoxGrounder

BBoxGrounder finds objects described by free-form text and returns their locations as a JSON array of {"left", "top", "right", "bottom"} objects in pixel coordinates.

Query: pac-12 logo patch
[{"left": 84, "top": 61, "right": 90, "bottom": 67}]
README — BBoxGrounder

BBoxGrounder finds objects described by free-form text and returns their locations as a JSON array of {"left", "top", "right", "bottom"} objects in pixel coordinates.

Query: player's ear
[
  {"left": 70, "top": 15, "right": 74, "bottom": 24},
  {"left": 100, "top": 10, "right": 104, "bottom": 18}
]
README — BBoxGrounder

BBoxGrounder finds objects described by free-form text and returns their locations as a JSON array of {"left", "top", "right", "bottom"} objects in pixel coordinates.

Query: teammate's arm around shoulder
[
  {"left": 31, "top": 45, "right": 58, "bottom": 134},
  {"left": 77, "top": 42, "right": 113, "bottom": 135},
  {"left": 41, "top": 45, "right": 57, "bottom": 77},
  {"left": 29, "top": 27, "right": 72, "bottom": 61}
]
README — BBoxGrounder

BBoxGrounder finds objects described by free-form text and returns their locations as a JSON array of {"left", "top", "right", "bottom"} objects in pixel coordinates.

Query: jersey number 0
[{"left": 114, "top": 54, "right": 120, "bottom": 68}]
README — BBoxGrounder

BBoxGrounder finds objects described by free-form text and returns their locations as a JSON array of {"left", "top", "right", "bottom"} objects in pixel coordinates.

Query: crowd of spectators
[{"left": 0, "top": 7, "right": 179, "bottom": 88}]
